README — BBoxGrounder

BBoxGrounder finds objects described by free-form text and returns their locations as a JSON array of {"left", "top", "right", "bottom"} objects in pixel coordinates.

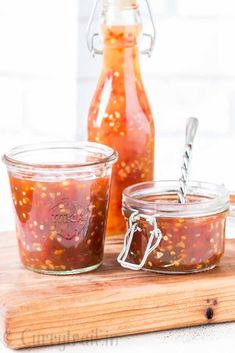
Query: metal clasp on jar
[{"left": 117, "top": 211, "right": 162, "bottom": 270}]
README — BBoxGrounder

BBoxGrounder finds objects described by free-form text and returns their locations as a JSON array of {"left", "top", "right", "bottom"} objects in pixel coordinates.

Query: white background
[
  {"left": 1, "top": 0, "right": 235, "bottom": 230},
  {"left": 1, "top": 1, "right": 235, "bottom": 352},
  {"left": 0, "top": 0, "right": 235, "bottom": 229}
]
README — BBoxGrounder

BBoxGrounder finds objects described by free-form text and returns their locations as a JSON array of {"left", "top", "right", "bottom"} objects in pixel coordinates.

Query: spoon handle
[{"left": 178, "top": 117, "right": 199, "bottom": 204}]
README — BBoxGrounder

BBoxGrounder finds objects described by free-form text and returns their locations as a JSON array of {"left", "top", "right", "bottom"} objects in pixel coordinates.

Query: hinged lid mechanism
[{"left": 87, "top": 0, "right": 156, "bottom": 57}]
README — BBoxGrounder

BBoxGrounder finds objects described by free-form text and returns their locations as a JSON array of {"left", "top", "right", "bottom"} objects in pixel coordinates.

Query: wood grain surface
[{"left": 1, "top": 232, "right": 235, "bottom": 349}]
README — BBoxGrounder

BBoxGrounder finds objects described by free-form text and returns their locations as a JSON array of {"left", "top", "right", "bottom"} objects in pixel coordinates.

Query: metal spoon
[{"left": 178, "top": 117, "right": 199, "bottom": 204}]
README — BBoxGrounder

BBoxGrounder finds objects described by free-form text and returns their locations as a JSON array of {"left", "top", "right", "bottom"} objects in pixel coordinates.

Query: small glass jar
[
  {"left": 3, "top": 142, "right": 117, "bottom": 275},
  {"left": 118, "top": 181, "right": 229, "bottom": 274}
]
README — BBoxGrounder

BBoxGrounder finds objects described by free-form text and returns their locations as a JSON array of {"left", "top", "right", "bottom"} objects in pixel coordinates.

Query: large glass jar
[
  {"left": 118, "top": 181, "right": 229, "bottom": 273},
  {"left": 87, "top": 0, "right": 155, "bottom": 236},
  {"left": 3, "top": 142, "right": 117, "bottom": 275}
]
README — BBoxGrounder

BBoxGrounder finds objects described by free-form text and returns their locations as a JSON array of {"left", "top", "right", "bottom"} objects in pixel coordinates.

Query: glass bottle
[{"left": 87, "top": 0, "right": 156, "bottom": 236}]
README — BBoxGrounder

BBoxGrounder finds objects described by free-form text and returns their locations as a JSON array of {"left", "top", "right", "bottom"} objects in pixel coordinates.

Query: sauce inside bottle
[{"left": 88, "top": 3, "right": 155, "bottom": 235}]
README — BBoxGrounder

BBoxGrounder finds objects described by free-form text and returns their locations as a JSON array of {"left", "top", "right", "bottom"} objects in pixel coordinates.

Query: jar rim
[
  {"left": 2, "top": 141, "right": 118, "bottom": 172},
  {"left": 123, "top": 180, "right": 230, "bottom": 218}
]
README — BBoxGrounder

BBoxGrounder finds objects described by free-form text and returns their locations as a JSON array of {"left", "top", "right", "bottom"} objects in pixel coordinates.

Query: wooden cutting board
[{"left": 1, "top": 232, "right": 235, "bottom": 349}]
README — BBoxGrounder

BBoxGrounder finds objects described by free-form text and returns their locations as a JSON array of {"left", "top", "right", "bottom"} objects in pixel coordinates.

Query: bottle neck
[
  {"left": 102, "top": 24, "right": 141, "bottom": 73},
  {"left": 103, "top": 46, "right": 140, "bottom": 75}
]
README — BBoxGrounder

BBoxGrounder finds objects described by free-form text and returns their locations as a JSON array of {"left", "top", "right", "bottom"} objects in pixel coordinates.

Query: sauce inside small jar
[
  {"left": 119, "top": 181, "right": 229, "bottom": 274},
  {"left": 3, "top": 142, "right": 117, "bottom": 275}
]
